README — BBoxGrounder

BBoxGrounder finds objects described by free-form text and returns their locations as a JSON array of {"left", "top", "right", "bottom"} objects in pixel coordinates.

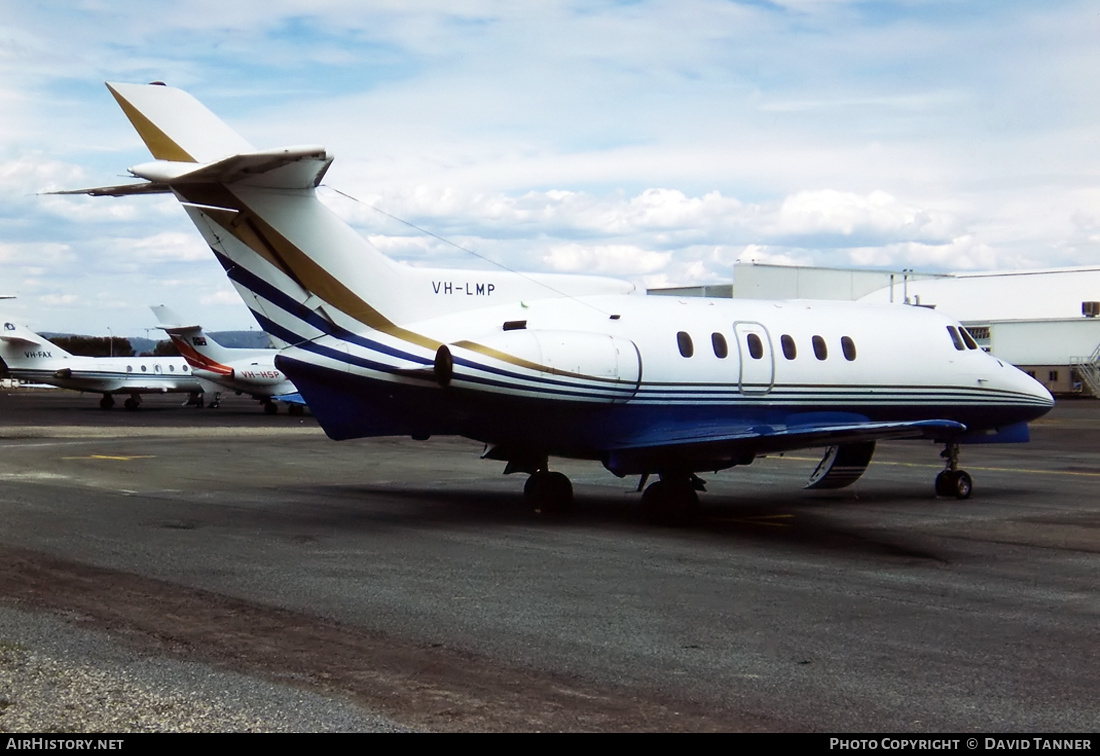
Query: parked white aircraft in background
[
  {"left": 61, "top": 82, "right": 1054, "bottom": 521},
  {"left": 151, "top": 305, "right": 304, "bottom": 414},
  {"left": 0, "top": 315, "right": 207, "bottom": 409}
]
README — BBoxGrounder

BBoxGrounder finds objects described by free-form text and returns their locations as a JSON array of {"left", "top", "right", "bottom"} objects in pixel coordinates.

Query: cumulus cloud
[
  {"left": 765, "top": 189, "right": 958, "bottom": 247},
  {"left": 542, "top": 242, "right": 671, "bottom": 275}
]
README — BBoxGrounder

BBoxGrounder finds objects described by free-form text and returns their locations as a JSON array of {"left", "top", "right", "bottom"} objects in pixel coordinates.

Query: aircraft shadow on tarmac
[{"left": 272, "top": 481, "right": 954, "bottom": 563}]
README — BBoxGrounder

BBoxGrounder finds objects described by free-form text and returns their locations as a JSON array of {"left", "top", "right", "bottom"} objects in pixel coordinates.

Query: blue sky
[{"left": 2, "top": 0, "right": 1098, "bottom": 335}]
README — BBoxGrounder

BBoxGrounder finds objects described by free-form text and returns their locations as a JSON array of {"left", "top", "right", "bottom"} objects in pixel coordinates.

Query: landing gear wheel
[
  {"left": 934, "top": 471, "right": 951, "bottom": 497},
  {"left": 288, "top": 404, "right": 305, "bottom": 416},
  {"left": 524, "top": 471, "right": 574, "bottom": 513},
  {"left": 99, "top": 395, "right": 114, "bottom": 410},
  {"left": 263, "top": 401, "right": 278, "bottom": 415},
  {"left": 123, "top": 397, "right": 140, "bottom": 411},
  {"left": 936, "top": 442, "right": 973, "bottom": 499},
  {"left": 641, "top": 479, "right": 700, "bottom": 526},
  {"left": 935, "top": 470, "right": 973, "bottom": 499},
  {"left": 950, "top": 470, "right": 973, "bottom": 499}
]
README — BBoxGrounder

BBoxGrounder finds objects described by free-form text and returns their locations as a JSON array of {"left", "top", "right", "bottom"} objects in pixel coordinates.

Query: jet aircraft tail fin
[
  {"left": 151, "top": 305, "right": 239, "bottom": 376},
  {"left": 93, "top": 82, "right": 414, "bottom": 353},
  {"left": 106, "top": 82, "right": 257, "bottom": 164},
  {"left": 0, "top": 319, "right": 75, "bottom": 368}
]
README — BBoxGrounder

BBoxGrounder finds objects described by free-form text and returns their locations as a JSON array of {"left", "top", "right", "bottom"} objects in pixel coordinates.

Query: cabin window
[
  {"left": 841, "top": 336, "right": 857, "bottom": 361},
  {"left": 746, "top": 333, "right": 764, "bottom": 360},
  {"left": 169, "top": 364, "right": 175, "bottom": 372},
  {"left": 182, "top": 365, "right": 189, "bottom": 372},
  {"left": 960, "top": 328, "right": 979, "bottom": 350},
  {"left": 780, "top": 334, "right": 796, "bottom": 360},
  {"left": 812, "top": 335, "right": 827, "bottom": 360},
  {"left": 711, "top": 333, "right": 728, "bottom": 359},
  {"left": 126, "top": 366, "right": 132, "bottom": 373},
  {"left": 140, "top": 365, "right": 147, "bottom": 372},
  {"left": 676, "top": 331, "right": 694, "bottom": 358}
]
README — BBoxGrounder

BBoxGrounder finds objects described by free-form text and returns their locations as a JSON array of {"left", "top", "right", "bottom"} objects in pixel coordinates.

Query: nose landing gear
[{"left": 935, "top": 442, "right": 973, "bottom": 499}]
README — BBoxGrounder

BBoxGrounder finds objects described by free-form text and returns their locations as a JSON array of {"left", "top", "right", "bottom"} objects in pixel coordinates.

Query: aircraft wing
[{"left": 602, "top": 418, "right": 966, "bottom": 476}]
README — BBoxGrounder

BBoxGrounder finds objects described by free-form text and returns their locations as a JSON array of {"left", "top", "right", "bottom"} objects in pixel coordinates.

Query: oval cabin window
[
  {"left": 781, "top": 334, "right": 796, "bottom": 360},
  {"left": 711, "top": 333, "right": 728, "bottom": 359},
  {"left": 747, "top": 333, "right": 764, "bottom": 360},
  {"left": 812, "top": 335, "right": 828, "bottom": 360},
  {"left": 841, "top": 336, "right": 856, "bottom": 361},
  {"left": 677, "top": 331, "right": 694, "bottom": 358}
]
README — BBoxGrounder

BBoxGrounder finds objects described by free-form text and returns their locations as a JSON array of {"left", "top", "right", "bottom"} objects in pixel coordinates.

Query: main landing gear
[
  {"left": 640, "top": 474, "right": 705, "bottom": 526},
  {"left": 524, "top": 470, "right": 574, "bottom": 513},
  {"left": 935, "top": 442, "right": 973, "bottom": 499},
  {"left": 96, "top": 392, "right": 142, "bottom": 410}
]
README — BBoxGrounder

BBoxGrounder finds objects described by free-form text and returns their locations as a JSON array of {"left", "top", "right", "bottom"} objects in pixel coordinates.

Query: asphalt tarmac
[{"left": 1, "top": 389, "right": 1097, "bottom": 732}]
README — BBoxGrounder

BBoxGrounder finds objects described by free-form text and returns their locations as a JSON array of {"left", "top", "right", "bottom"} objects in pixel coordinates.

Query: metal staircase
[{"left": 1070, "top": 341, "right": 1100, "bottom": 397}]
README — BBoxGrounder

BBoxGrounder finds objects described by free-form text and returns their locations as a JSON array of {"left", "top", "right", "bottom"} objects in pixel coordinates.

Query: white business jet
[
  {"left": 150, "top": 305, "right": 304, "bottom": 414},
  {"left": 58, "top": 82, "right": 1054, "bottom": 520},
  {"left": 0, "top": 314, "right": 206, "bottom": 409}
]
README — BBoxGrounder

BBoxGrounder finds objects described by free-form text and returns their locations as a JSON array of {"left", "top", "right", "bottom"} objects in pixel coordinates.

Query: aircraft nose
[{"left": 1011, "top": 364, "right": 1055, "bottom": 421}]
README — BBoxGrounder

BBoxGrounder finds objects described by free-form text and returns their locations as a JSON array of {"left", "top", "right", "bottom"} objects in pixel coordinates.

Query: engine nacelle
[{"left": 229, "top": 365, "right": 288, "bottom": 386}]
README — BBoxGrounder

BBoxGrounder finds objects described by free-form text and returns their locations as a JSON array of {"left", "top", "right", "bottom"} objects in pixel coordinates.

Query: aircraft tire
[
  {"left": 263, "top": 401, "right": 278, "bottom": 415},
  {"left": 123, "top": 397, "right": 139, "bottom": 411},
  {"left": 935, "top": 470, "right": 973, "bottom": 499},
  {"left": 952, "top": 470, "right": 973, "bottom": 499},
  {"left": 934, "top": 471, "right": 951, "bottom": 497},
  {"left": 641, "top": 479, "right": 699, "bottom": 526},
  {"left": 524, "top": 471, "right": 574, "bottom": 513},
  {"left": 99, "top": 395, "right": 114, "bottom": 410},
  {"left": 288, "top": 404, "right": 304, "bottom": 416}
]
